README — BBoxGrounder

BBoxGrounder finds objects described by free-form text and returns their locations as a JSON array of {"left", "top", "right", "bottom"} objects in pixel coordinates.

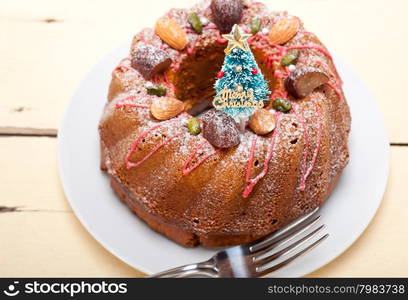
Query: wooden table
[{"left": 1, "top": 0, "right": 407, "bottom": 277}]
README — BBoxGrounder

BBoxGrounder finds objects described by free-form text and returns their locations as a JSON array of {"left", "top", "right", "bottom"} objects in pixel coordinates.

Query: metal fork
[{"left": 151, "top": 208, "right": 328, "bottom": 278}]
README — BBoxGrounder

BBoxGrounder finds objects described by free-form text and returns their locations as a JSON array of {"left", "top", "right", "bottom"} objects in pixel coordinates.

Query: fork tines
[{"left": 248, "top": 208, "right": 328, "bottom": 277}]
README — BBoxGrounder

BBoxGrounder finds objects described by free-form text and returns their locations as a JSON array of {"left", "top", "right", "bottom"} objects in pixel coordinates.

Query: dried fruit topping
[
  {"left": 187, "top": 117, "right": 201, "bottom": 135},
  {"left": 210, "top": 0, "right": 243, "bottom": 33},
  {"left": 155, "top": 18, "right": 188, "bottom": 50},
  {"left": 285, "top": 67, "right": 329, "bottom": 99},
  {"left": 268, "top": 16, "right": 300, "bottom": 45},
  {"left": 251, "top": 68, "right": 258, "bottom": 75},
  {"left": 202, "top": 109, "right": 240, "bottom": 148},
  {"left": 272, "top": 98, "right": 292, "bottom": 113},
  {"left": 131, "top": 44, "right": 172, "bottom": 79},
  {"left": 217, "top": 71, "right": 225, "bottom": 78},
  {"left": 280, "top": 50, "right": 300, "bottom": 67},
  {"left": 188, "top": 12, "right": 203, "bottom": 34},
  {"left": 250, "top": 18, "right": 261, "bottom": 34},
  {"left": 249, "top": 109, "right": 275, "bottom": 135},
  {"left": 150, "top": 97, "right": 184, "bottom": 120},
  {"left": 146, "top": 85, "right": 167, "bottom": 97}
]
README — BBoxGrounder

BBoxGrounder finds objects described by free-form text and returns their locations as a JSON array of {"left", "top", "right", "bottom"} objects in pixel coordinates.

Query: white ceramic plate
[{"left": 58, "top": 43, "right": 389, "bottom": 277}]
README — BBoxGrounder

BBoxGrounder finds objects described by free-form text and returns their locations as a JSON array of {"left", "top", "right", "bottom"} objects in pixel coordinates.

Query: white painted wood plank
[{"left": 0, "top": 0, "right": 407, "bottom": 141}]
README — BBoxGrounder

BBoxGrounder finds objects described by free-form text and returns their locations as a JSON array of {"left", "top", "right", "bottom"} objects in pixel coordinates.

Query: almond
[
  {"left": 155, "top": 18, "right": 188, "bottom": 50},
  {"left": 249, "top": 109, "right": 276, "bottom": 135},
  {"left": 150, "top": 97, "right": 184, "bottom": 120},
  {"left": 268, "top": 17, "right": 300, "bottom": 45}
]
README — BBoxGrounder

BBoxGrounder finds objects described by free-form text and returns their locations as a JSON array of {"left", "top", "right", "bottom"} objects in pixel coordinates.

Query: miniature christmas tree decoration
[{"left": 213, "top": 25, "right": 271, "bottom": 123}]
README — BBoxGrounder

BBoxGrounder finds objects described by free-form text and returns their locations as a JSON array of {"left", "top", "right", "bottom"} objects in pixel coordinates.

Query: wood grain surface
[{"left": 1, "top": 0, "right": 407, "bottom": 277}]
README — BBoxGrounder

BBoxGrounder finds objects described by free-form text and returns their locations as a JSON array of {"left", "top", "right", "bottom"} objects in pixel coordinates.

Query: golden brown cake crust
[{"left": 99, "top": 0, "right": 351, "bottom": 247}]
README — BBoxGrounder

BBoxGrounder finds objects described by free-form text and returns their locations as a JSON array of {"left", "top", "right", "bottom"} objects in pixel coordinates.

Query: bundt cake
[{"left": 99, "top": 0, "right": 351, "bottom": 247}]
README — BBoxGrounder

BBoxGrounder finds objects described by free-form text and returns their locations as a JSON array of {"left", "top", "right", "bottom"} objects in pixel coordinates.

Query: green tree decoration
[{"left": 213, "top": 24, "right": 270, "bottom": 124}]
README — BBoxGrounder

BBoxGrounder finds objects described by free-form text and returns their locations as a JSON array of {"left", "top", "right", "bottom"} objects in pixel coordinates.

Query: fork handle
[{"left": 150, "top": 258, "right": 217, "bottom": 278}]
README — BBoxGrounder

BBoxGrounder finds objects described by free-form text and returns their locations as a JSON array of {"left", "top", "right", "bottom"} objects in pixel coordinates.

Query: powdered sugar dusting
[{"left": 99, "top": 0, "right": 351, "bottom": 245}]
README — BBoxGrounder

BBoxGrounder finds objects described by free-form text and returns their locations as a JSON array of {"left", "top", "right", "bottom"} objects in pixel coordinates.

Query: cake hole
[
  {"left": 241, "top": 212, "right": 246, "bottom": 216},
  {"left": 292, "top": 122, "right": 298, "bottom": 128},
  {"left": 174, "top": 44, "right": 225, "bottom": 101},
  {"left": 290, "top": 138, "right": 298, "bottom": 145},
  {"left": 271, "top": 219, "right": 277, "bottom": 225},
  {"left": 254, "top": 160, "right": 259, "bottom": 167},
  {"left": 174, "top": 43, "right": 272, "bottom": 105},
  {"left": 193, "top": 218, "right": 200, "bottom": 224},
  {"left": 142, "top": 139, "right": 146, "bottom": 143}
]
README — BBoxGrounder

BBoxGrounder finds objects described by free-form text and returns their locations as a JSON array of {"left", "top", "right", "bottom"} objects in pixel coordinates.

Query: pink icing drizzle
[
  {"left": 312, "top": 60, "right": 343, "bottom": 99},
  {"left": 243, "top": 113, "right": 281, "bottom": 198},
  {"left": 166, "top": 8, "right": 176, "bottom": 19},
  {"left": 248, "top": 34, "right": 342, "bottom": 85},
  {"left": 187, "top": 38, "right": 197, "bottom": 55},
  {"left": 195, "top": 23, "right": 226, "bottom": 43},
  {"left": 139, "top": 31, "right": 147, "bottom": 43},
  {"left": 299, "top": 102, "right": 323, "bottom": 191},
  {"left": 291, "top": 105, "right": 310, "bottom": 192},
  {"left": 125, "top": 121, "right": 181, "bottom": 169},
  {"left": 274, "top": 69, "right": 290, "bottom": 79},
  {"left": 118, "top": 24, "right": 337, "bottom": 194},
  {"left": 270, "top": 90, "right": 288, "bottom": 100},
  {"left": 113, "top": 65, "right": 135, "bottom": 75},
  {"left": 152, "top": 73, "right": 176, "bottom": 95},
  {"left": 183, "top": 25, "right": 197, "bottom": 34},
  {"left": 182, "top": 140, "right": 221, "bottom": 175},
  {"left": 160, "top": 44, "right": 170, "bottom": 51},
  {"left": 171, "top": 64, "right": 180, "bottom": 72},
  {"left": 325, "top": 81, "right": 343, "bottom": 100},
  {"left": 245, "top": 137, "right": 258, "bottom": 183},
  {"left": 115, "top": 95, "right": 149, "bottom": 109},
  {"left": 112, "top": 57, "right": 135, "bottom": 76},
  {"left": 203, "top": 24, "right": 218, "bottom": 30},
  {"left": 215, "top": 31, "right": 227, "bottom": 44},
  {"left": 242, "top": 26, "right": 251, "bottom": 34},
  {"left": 287, "top": 45, "right": 342, "bottom": 85},
  {"left": 164, "top": 73, "right": 176, "bottom": 94}
]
